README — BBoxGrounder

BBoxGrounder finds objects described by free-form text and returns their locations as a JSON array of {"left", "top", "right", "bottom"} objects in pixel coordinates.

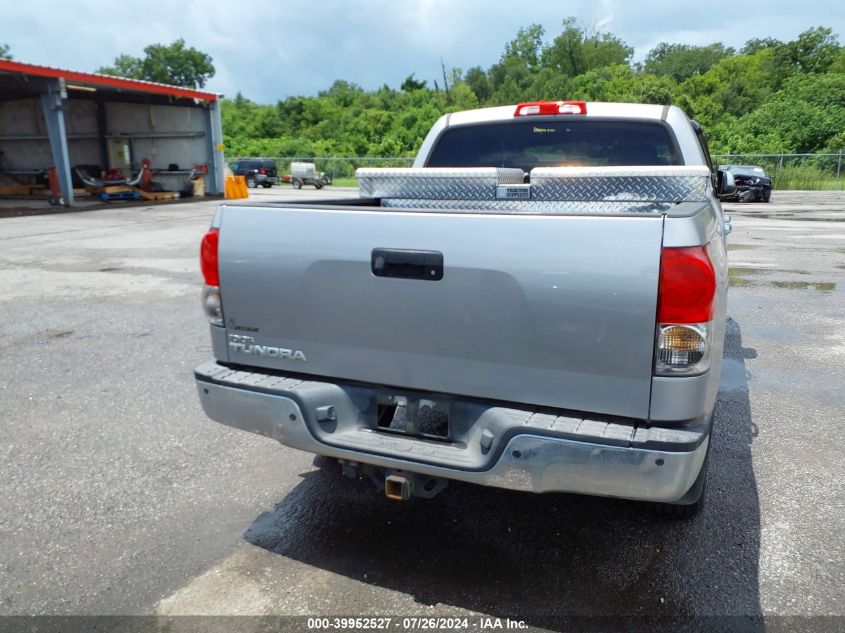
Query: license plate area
[{"left": 376, "top": 394, "right": 450, "bottom": 440}]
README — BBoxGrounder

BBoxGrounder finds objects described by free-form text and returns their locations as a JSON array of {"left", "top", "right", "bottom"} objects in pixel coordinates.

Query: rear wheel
[
  {"left": 293, "top": 179, "right": 302, "bottom": 189},
  {"left": 246, "top": 175, "right": 256, "bottom": 188},
  {"left": 262, "top": 183, "right": 272, "bottom": 188}
]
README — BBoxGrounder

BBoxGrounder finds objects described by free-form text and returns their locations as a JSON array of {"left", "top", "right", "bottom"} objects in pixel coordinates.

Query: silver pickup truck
[{"left": 195, "top": 101, "right": 735, "bottom": 517}]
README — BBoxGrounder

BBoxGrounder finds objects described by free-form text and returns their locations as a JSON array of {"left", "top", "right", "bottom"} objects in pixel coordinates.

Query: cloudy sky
[{"left": 3, "top": 0, "right": 844, "bottom": 102}]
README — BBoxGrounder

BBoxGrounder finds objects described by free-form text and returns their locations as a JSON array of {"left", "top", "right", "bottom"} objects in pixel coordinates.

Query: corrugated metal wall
[{"left": 0, "top": 98, "right": 210, "bottom": 176}]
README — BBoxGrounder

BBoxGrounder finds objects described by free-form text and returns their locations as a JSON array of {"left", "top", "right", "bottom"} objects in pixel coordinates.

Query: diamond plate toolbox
[
  {"left": 530, "top": 166, "right": 712, "bottom": 202},
  {"left": 357, "top": 166, "right": 711, "bottom": 204},
  {"left": 357, "top": 168, "right": 525, "bottom": 199}
]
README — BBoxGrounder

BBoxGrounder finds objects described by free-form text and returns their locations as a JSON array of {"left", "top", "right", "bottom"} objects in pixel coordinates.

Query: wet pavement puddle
[{"left": 729, "top": 266, "right": 837, "bottom": 291}]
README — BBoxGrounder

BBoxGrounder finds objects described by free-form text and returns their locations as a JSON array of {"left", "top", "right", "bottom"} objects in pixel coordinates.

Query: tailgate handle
[{"left": 371, "top": 248, "right": 443, "bottom": 281}]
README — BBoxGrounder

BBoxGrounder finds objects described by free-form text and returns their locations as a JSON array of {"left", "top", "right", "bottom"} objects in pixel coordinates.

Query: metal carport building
[{"left": 0, "top": 60, "right": 224, "bottom": 206}]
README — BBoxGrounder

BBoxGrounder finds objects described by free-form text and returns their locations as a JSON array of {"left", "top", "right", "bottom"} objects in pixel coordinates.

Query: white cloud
[{"left": 2, "top": 0, "right": 843, "bottom": 102}]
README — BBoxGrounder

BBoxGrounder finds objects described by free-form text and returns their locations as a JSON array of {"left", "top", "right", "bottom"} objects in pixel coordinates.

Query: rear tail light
[
  {"left": 514, "top": 100, "right": 587, "bottom": 117},
  {"left": 655, "top": 246, "right": 716, "bottom": 375},
  {"left": 200, "top": 228, "right": 219, "bottom": 286},
  {"left": 657, "top": 246, "right": 715, "bottom": 324},
  {"left": 657, "top": 324, "right": 709, "bottom": 369},
  {"left": 259, "top": 167, "right": 267, "bottom": 175},
  {"left": 200, "top": 228, "right": 223, "bottom": 326},
  {"left": 202, "top": 286, "right": 223, "bottom": 326}
]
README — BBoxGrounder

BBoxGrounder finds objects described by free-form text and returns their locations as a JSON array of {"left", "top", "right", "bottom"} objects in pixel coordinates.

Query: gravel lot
[{"left": 0, "top": 189, "right": 842, "bottom": 631}]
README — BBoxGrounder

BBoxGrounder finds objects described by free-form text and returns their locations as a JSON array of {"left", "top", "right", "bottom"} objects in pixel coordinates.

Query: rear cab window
[{"left": 426, "top": 119, "right": 680, "bottom": 172}]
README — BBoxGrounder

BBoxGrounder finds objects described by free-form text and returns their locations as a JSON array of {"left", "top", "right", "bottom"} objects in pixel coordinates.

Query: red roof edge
[{"left": 0, "top": 59, "right": 218, "bottom": 102}]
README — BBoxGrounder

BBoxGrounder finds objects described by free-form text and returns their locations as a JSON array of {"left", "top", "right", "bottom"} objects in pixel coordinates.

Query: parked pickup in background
[{"left": 196, "top": 101, "right": 736, "bottom": 517}]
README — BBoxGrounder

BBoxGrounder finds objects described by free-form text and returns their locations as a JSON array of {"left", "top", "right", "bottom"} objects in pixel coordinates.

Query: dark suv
[{"left": 230, "top": 159, "right": 278, "bottom": 188}]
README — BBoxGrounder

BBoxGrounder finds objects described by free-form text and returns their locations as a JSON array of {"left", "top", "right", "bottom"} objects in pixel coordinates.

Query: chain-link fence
[
  {"left": 236, "top": 153, "right": 845, "bottom": 190},
  {"left": 712, "top": 152, "right": 844, "bottom": 190}
]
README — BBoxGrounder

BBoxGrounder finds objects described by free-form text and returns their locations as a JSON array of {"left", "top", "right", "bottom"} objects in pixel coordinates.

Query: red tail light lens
[
  {"left": 259, "top": 167, "right": 267, "bottom": 174},
  {"left": 514, "top": 100, "right": 587, "bottom": 117},
  {"left": 200, "top": 228, "right": 219, "bottom": 287},
  {"left": 657, "top": 246, "right": 716, "bottom": 324}
]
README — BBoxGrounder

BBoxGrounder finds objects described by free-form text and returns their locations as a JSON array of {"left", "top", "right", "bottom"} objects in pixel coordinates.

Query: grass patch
[
  {"left": 770, "top": 281, "right": 836, "bottom": 291},
  {"left": 729, "top": 265, "right": 834, "bottom": 290},
  {"left": 727, "top": 243, "right": 758, "bottom": 250},
  {"left": 729, "top": 276, "right": 753, "bottom": 287},
  {"left": 729, "top": 267, "right": 764, "bottom": 287},
  {"left": 730, "top": 266, "right": 769, "bottom": 276},
  {"left": 772, "top": 164, "right": 842, "bottom": 190},
  {"left": 329, "top": 177, "right": 359, "bottom": 188}
]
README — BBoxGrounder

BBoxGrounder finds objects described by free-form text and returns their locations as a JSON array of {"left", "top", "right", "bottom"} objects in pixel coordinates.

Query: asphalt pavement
[{"left": 0, "top": 188, "right": 842, "bottom": 631}]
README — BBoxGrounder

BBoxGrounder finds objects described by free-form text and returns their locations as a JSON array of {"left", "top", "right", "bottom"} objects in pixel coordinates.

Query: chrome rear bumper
[{"left": 195, "top": 362, "right": 708, "bottom": 503}]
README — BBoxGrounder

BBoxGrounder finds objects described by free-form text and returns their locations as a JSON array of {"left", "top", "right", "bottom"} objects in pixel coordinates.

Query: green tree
[
  {"left": 503, "top": 24, "right": 545, "bottom": 70},
  {"left": 488, "top": 56, "right": 535, "bottom": 103},
  {"left": 0, "top": 43, "right": 12, "bottom": 60},
  {"left": 544, "top": 18, "right": 583, "bottom": 76},
  {"left": 448, "top": 81, "right": 480, "bottom": 111},
  {"left": 319, "top": 80, "right": 363, "bottom": 106},
  {"left": 98, "top": 39, "right": 214, "bottom": 88},
  {"left": 569, "top": 65, "right": 638, "bottom": 102},
  {"left": 218, "top": 20, "right": 845, "bottom": 162},
  {"left": 400, "top": 74, "right": 427, "bottom": 92},
  {"left": 526, "top": 67, "right": 573, "bottom": 101},
  {"left": 582, "top": 29, "right": 633, "bottom": 72},
  {"left": 643, "top": 42, "right": 734, "bottom": 82},
  {"left": 830, "top": 48, "right": 845, "bottom": 74},
  {"left": 678, "top": 49, "right": 781, "bottom": 128},
  {"left": 783, "top": 27, "right": 840, "bottom": 73},
  {"left": 543, "top": 17, "right": 633, "bottom": 77},
  {"left": 741, "top": 37, "right": 783, "bottom": 55},
  {"left": 100, "top": 54, "right": 143, "bottom": 78},
  {"left": 717, "top": 73, "right": 845, "bottom": 153},
  {"left": 632, "top": 73, "right": 679, "bottom": 105},
  {"left": 487, "top": 24, "right": 546, "bottom": 102},
  {"left": 464, "top": 66, "right": 491, "bottom": 102}
]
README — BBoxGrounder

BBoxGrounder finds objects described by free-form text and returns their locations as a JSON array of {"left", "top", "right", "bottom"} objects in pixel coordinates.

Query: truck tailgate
[{"left": 217, "top": 205, "right": 663, "bottom": 419}]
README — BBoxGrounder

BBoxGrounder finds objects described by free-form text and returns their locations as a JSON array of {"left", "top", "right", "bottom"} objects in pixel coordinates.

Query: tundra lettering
[{"left": 228, "top": 335, "right": 307, "bottom": 361}]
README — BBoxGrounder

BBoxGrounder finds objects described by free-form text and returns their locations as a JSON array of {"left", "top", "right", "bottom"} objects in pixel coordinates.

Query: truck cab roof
[
  {"left": 414, "top": 102, "right": 708, "bottom": 168},
  {"left": 447, "top": 102, "right": 672, "bottom": 126}
]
